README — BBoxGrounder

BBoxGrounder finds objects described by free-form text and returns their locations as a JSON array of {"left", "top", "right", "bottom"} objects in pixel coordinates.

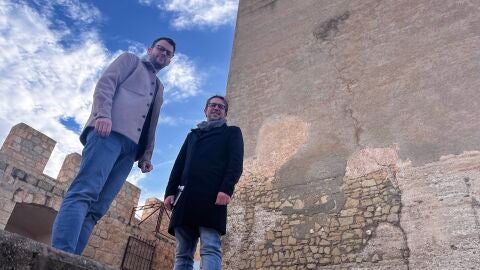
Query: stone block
[
  {"left": 25, "top": 175, "right": 38, "bottom": 186},
  {"left": 11, "top": 168, "right": 26, "bottom": 181},
  {"left": 0, "top": 160, "right": 7, "bottom": 172},
  {"left": 52, "top": 186, "right": 64, "bottom": 197},
  {"left": 37, "top": 179, "right": 54, "bottom": 192},
  {"left": 0, "top": 229, "right": 116, "bottom": 269}
]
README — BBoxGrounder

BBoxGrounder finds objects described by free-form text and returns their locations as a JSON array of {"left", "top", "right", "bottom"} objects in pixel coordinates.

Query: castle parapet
[
  {"left": 0, "top": 123, "right": 56, "bottom": 174},
  {"left": 56, "top": 153, "right": 82, "bottom": 186}
]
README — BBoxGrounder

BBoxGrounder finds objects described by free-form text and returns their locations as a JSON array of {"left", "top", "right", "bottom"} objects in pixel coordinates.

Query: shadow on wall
[{"left": 4, "top": 202, "right": 57, "bottom": 244}]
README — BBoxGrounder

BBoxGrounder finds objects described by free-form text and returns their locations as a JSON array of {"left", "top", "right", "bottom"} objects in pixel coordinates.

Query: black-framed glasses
[
  {"left": 207, "top": 102, "right": 226, "bottom": 110},
  {"left": 155, "top": 45, "right": 174, "bottom": 58}
]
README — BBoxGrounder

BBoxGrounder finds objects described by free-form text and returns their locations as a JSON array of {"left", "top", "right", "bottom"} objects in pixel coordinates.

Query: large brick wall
[
  {"left": 0, "top": 123, "right": 175, "bottom": 269},
  {"left": 225, "top": 0, "right": 480, "bottom": 269}
]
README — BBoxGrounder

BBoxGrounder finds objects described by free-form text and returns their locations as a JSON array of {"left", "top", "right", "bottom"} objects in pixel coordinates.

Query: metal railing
[
  {"left": 128, "top": 202, "right": 174, "bottom": 240},
  {"left": 121, "top": 235, "right": 156, "bottom": 270}
]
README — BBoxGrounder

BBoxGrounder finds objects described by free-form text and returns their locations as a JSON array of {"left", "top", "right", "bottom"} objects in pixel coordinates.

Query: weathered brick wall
[
  {"left": 56, "top": 153, "right": 81, "bottom": 187},
  {"left": 0, "top": 123, "right": 55, "bottom": 174},
  {"left": 225, "top": 0, "right": 480, "bottom": 269},
  {"left": 0, "top": 157, "right": 64, "bottom": 230},
  {"left": 0, "top": 124, "right": 65, "bottom": 231},
  {"left": 151, "top": 234, "right": 176, "bottom": 270}
]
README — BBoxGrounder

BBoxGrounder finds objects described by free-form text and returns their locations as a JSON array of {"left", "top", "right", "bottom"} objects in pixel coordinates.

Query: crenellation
[
  {"left": 0, "top": 123, "right": 175, "bottom": 269},
  {"left": 0, "top": 123, "right": 56, "bottom": 174},
  {"left": 56, "top": 153, "right": 81, "bottom": 186}
]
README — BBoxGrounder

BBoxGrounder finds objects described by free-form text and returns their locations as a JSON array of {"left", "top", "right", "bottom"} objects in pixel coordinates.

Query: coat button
[
  {"left": 151, "top": 82, "right": 155, "bottom": 85},
  {"left": 137, "top": 128, "right": 141, "bottom": 132},
  {"left": 142, "top": 115, "right": 146, "bottom": 118},
  {"left": 150, "top": 92, "right": 153, "bottom": 95},
  {"left": 147, "top": 103, "right": 150, "bottom": 107}
]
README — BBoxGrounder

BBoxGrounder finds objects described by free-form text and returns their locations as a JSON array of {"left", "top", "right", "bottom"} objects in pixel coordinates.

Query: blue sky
[{"left": 0, "top": 0, "right": 238, "bottom": 204}]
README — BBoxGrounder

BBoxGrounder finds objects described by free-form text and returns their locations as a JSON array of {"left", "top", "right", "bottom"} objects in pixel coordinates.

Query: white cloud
[
  {"left": 159, "top": 114, "right": 199, "bottom": 126},
  {"left": 0, "top": 0, "right": 203, "bottom": 179},
  {"left": 159, "top": 115, "right": 178, "bottom": 126},
  {"left": 31, "top": 0, "right": 101, "bottom": 24},
  {"left": 139, "top": 0, "right": 239, "bottom": 30},
  {"left": 126, "top": 40, "right": 147, "bottom": 56},
  {"left": 160, "top": 53, "right": 203, "bottom": 101},
  {"left": 126, "top": 166, "right": 148, "bottom": 186},
  {"left": 60, "top": 0, "right": 101, "bottom": 24},
  {"left": 0, "top": 1, "right": 112, "bottom": 177}
]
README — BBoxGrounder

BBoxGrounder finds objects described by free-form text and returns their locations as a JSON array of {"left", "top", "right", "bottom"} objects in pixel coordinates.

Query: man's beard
[
  {"left": 153, "top": 61, "right": 167, "bottom": 71},
  {"left": 149, "top": 56, "right": 167, "bottom": 71}
]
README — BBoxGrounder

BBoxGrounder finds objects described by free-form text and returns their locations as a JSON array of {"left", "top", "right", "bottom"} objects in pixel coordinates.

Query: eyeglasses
[
  {"left": 207, "top": 102, "right": 226, "bottom": 110},
  {"left": 155, "top": 45, "right": 174, "bottom": 58}
]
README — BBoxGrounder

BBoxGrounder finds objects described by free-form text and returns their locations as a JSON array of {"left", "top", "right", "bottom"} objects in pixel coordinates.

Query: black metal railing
[
  {"left": 128, "top": 202, "right": 173, "bottom": 239},
  {"left": 121, "top": 235, "right": 156, "bottom": 270}
]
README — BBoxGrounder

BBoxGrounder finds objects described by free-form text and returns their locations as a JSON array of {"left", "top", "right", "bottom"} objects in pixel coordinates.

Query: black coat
[{"left": 165, "top": 124, "right": 244, "bottom": 235}]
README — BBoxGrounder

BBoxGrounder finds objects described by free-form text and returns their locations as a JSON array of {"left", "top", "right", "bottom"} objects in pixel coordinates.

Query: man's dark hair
[
  {"left": 151, "top": 37, "right": 176, "bottom": 53},
  {"left": 206, "top": 95, "right": 229, "bottom": 114}
]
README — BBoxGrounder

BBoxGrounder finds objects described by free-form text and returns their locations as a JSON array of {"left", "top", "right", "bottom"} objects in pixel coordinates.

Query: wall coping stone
[{"left": 0, "top": 229, "right": 117, "bottom": 270}]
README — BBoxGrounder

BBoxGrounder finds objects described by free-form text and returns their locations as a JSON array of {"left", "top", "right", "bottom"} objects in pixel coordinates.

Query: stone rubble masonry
[
  {"left": 0, "top": 123, "right": 55, "bottom": 175},
  {"left": 56, "top": 153, "right": 81, "bottom": 188},
  {"left": 0, "top": 229, "right": 117, "bottom": 270},
  {"left": 0, "top": 123, "right": 175, "bottom": 269},
  {"left": 224, "top": 147, "right": 480, "bottom": 269},
  {"left": 224, "top": 0, "right": 480, "bottom": 269}
]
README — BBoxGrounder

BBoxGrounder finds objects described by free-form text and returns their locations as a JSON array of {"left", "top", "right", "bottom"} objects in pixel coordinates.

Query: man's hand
[
  {"left": 215, "top": 192, "right": 231, "bottom": 205},
  {"left": 94, "top": 117, "right": 112, "bottom": 137},
  {"left": 139, "top": 160, "right": 153, "bottom": 173},
  {"left": 164, "top": 195, "right": 175, "bottom": 211}
]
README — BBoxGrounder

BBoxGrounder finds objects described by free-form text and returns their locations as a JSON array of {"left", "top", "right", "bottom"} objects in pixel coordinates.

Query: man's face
[
  {"left": 204, "top": 97, "right": 227, "bottom": 122},
  {"left": 147, "top": 40, "right": 174, "bottom": 70}
]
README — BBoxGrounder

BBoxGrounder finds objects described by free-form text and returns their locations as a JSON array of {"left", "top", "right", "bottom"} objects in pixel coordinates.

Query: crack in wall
[
  {"left": 335, "top": 64, "right": 363, "bottom": 148},
  {"left": 395, "top": 173, "right": 411, "bottom": 270},
  {"left": 240, "top": 0, "right": 278, "bottom": 16},
  {"left": 323, "top": 31, "right": 363, "bottom": 149},
  {"left": 463, "top": 177, "right": 480, "bottom": 241}
]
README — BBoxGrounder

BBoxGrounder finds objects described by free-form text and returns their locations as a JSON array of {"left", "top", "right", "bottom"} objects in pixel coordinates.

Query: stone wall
[
  {"left": 0, "top": 123, "right": 55, "bottom": 175},
  {"left": 0, "top": 123, "right": 175, "bottom": 269},
  {"left": 225, "top": 0, "right": 480, "bottom": 269},
  {"left": 0, "top": 229, "right": 117, "bottom": 270}
]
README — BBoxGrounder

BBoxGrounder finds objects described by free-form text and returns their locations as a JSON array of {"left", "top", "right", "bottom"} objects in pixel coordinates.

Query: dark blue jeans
[
  {"left": 174, "top": 226, "right": 222, "bottom": 270},
  {"left": 52, "top": 131, "right": 137, "bottom": 254}
]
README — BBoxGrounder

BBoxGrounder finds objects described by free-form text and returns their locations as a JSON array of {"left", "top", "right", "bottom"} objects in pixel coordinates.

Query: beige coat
[{"left": 80, "top": 52, "right": 164, "bottom": 162}]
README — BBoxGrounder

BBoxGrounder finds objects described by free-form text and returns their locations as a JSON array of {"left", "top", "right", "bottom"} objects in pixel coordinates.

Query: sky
[{"left": 0, "top": 0, "right": 239, "bottom": 205}]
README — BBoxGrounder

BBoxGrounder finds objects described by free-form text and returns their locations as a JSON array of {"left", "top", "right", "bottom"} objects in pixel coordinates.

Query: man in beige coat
[{"left": 52, "top": 37, "right": 175, "bottom": 255}]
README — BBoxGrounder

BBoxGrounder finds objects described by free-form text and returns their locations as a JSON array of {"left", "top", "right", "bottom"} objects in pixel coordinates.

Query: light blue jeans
[
  {"left": 174, "top": 226, "right": 222, "bottom": 270},
  {"left": 52, "top": 130, "right": 137, "bottom": 254}
]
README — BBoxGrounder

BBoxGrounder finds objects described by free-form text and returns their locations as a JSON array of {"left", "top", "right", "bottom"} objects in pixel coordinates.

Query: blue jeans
[
  {"left": 174, "top": 226, "right": 222, "bottom": 270},
  {"left": 52, "top": 130, "right": 137, "bottom": 254}
]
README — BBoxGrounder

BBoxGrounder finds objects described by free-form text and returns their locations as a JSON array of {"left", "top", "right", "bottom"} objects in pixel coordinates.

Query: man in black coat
[{"left": 164, "top": 95, "right": 244, "bottom": 270}]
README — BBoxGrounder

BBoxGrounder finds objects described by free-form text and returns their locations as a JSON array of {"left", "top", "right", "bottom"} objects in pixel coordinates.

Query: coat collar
[
  {"left": 191, "top": 124, "right": 227, "bottom": 140},
  {"left": 141, "top": 56, "right": 159, "bottom": 74}
]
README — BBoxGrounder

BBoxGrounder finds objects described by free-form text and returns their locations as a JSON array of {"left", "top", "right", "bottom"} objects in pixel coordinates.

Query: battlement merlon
[
  {"left": 56, "top": 153, "right": 82, "bottom": 186},
  {"left": 0, "top": 123, "right": 84, "bottom": 184},
  {"left": 0, "top": 123, "right": 56, "bottom": 175}
]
